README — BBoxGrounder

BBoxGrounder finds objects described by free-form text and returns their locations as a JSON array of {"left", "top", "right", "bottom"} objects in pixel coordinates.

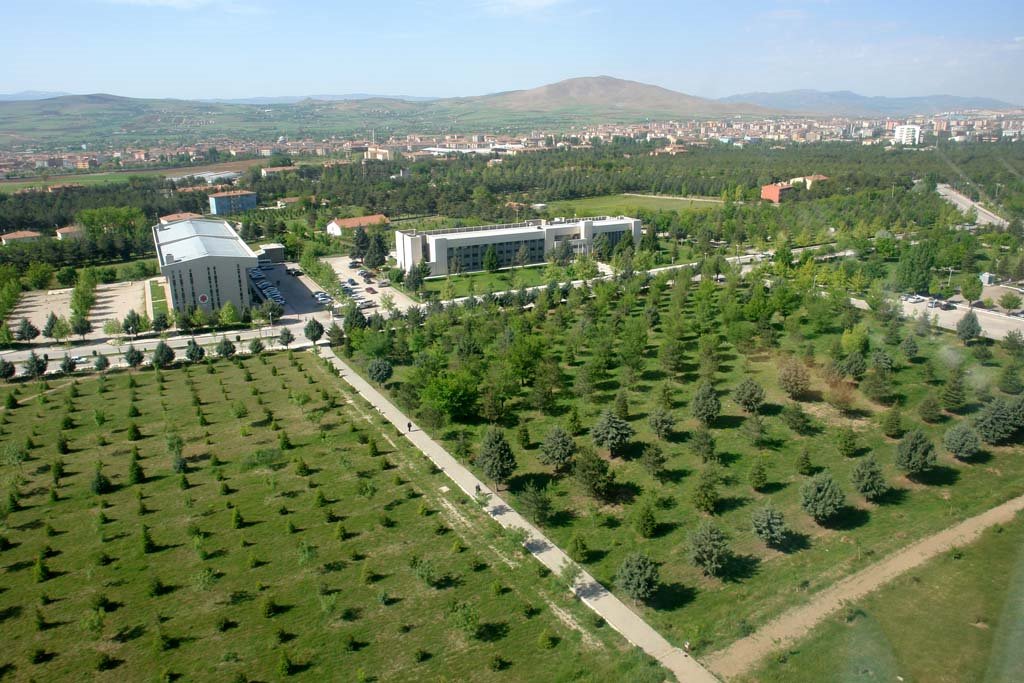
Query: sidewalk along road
[{"left": 320, "top": 346, "right": 720, "bottom": 683}]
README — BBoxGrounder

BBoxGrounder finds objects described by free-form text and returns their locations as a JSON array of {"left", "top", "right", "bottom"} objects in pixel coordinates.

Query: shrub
[{"left": 943, "top": 421, "right": 981, "bottom": 460}]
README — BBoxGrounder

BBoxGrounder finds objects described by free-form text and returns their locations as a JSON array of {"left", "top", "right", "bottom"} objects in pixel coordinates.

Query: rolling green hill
[{"left": 0, "top": 77, "right": 772, "bottom": 149}]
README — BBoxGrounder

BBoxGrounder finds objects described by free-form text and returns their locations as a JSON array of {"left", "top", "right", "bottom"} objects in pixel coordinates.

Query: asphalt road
[{"left": 936, "top": 184, "right": 1009, "bottom": 228}]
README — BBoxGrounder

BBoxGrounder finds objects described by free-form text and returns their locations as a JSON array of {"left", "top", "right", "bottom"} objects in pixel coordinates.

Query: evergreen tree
[
  {"left": 974, "top": 398, "right": 1019, "bottom": 445},
  {"left": 633, "top": 500, "right": 657, "bottom": 538},
  {"left": 304, "top": 319, "right": 324, "bottom": 345},
  {"left": 955, "top": 310, "right": 981, "bottom": 344},
  {"left": 998, "top": 364, "right": 1022, "bottom": 395},
  {"left": 895, "top": 428, "right": 936, "bottom": 476},
  {"left": 917, "top": 395, "right": 942, "bottom": 423},
  {"left": 22, "top": 351, "right": 47, "bottom": 379},
  {"left": 477, "top": 427, "right": 516, "bottom": 488},
  {"left": 615, "top": 552, "right": 659, "bottom": 602},
  {"left": 573, "top": 446, "right": 613, "bottom": 500},
  {"left": 368, "top": 358, "right": 393, "bottom": 385},
  {"left": 613, "top": 389, "right": 629, "bottom": 421},
  {"left": 483, "top": 245, "right": 499, "bottom": 273},
  {"left": 123, "top": 345, "right": 144, "bottom": 369},
  {"left": 943, "top": 421, "right": 981, "bottom": 460},
  {"left": 751, "top": 505, "right": 787, "bottom": 547},
  {"left": 539, "top": 425, "right": 575, "bottom": 471},
  {"left": 942, "top": 366, "right": 967, "bottom": 412},
  {"left": 688, "top": 520, "right": 730, "bottom": 576},
  {"left": 836, "top": 427, "right": 858, "bottom": 458},
  {"left": 882, "top": 406, "right": 903, "bottom": 439},
  {"left": 151, "top": 342, "right": 174, "bottom": 369},
  {"left": 215, "top": 337, "right": 236, "bottom": 359},
  {"left": 647, "top": 407, "right": 674, "bottom": 440},
  {"left": 733, "top": 377, "right": 766, "bottom": 414},
  {"left": 850, "top": 456, "right": 887, "bottom": 501},
  {"left": 800, "top": 472, "right": 845, "bottom": 523},
  {"left": 185, "top": 339, "right": 205, "bottom": 363},
  {"left": 591, "top": 408, "right": 634, "bottom": 457},
  {"left": 748, "top": 457, "right": 768, "bottom": 491},
  {"left": 693, "top": 467, "right": 719, "bottom": 514},
  {"left": 794, "top": 448, "right": 811, "bottom": 475},
  {"left": 279, "top": 327, "right": 295, "bottom": 348},
  {"left": 691, "top": 382, "right": 721, "bottom": 426},
  {"left": 899, "top": 335, "right": 919, "bottom": 360},
  {"left": 690, "top": 426, "right": 717, "bottom": 463}
]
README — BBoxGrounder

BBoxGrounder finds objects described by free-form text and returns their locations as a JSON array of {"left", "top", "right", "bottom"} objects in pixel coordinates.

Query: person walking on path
[{"left": 407, "top": 421, "right": 412, "bottom": 433}]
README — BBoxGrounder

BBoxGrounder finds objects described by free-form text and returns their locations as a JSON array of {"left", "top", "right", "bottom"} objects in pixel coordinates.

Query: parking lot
[
  {"left": 323, "top": 256, "right": 418, "bottom": 316},
  {"left": 8, "top": 280, "right": 146, "bottom": 336}
]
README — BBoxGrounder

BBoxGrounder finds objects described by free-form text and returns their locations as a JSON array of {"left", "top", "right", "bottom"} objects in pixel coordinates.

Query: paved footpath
[
  {"left": 320, "top": 346, "right": 719, "bottom": 683},
  {"left": 704, "top": 492, "right": 1024, "bottom": 680}
]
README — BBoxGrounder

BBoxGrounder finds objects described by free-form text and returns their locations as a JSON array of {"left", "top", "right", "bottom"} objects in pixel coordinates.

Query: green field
[
  {"left": 149, "top": 280, "right": 168, "bottom": 317},
  {"left": 422, "top": 266, "right": 550, "bottom": 299},
  {"left": 345, "top": 272, "right": 1024, "bottom": 657},
  {"left": 546, "top": 194, "right": 722, "bottom": 217},
  {"left": 745, "top": 514, "right": 1024, "bottom": 683},
  {"left": 0, "top": 352, "right": 665, "bottom": 682}
]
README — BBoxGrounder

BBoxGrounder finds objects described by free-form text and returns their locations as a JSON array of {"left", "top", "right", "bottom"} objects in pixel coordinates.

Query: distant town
[{"left": 2, "top": 108, "right": 1022, "bottom": 182}]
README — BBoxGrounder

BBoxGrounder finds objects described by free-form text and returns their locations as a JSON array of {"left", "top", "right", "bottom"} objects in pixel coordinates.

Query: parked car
[
  {"left": 348, "top": 261, "right": 360, "bottom": 268},
  {"left": 357, "top": 301, "right": 375, "bottom": 310},
  {"left": 378, "top": 280, "right": 390, "bottom": 287},
  {"left": 347, "top": 278, "right": 357, "bottom": 286},
  {"left": 365, "top": 287, "right": 377, "bottom": 294}
]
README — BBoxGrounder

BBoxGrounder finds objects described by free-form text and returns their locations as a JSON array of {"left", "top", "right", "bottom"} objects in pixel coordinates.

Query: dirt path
[{"left": 704, "top": 493, "right": 1024, "bottom": 679}]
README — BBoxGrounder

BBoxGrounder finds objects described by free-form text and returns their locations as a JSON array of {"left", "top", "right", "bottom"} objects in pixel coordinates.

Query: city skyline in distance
[{"left": 1, "top": 0, "right": 1022, "bottom": 104}]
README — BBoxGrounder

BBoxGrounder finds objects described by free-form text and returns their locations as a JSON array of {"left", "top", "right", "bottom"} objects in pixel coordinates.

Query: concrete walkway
[
  {"left": 319, "top": 346, "right": 719, "bottom": 683},
  {"left": 704, "top": 493, "right": 1024, "bottom": 680}
]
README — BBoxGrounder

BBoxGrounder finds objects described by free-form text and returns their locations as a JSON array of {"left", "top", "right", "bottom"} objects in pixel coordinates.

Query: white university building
[
  {"left": 395, "top": 216, "right": 642, "bottom": 276},
  {"left": 152, "top": 218, "right": 258, "bottom": 313}
]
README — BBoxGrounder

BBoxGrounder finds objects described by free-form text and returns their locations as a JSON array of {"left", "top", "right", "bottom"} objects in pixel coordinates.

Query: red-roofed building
[
  {"left": 55, "top": 225, "right": 83, "bottom": 240},
  {"left": 325, "top": 214, "right": 389, "bottom": 236},
  {"left": 160, "top": 212, "right": 203, "bottom": 225},
  {"left": 1, "top": 230, "right": 43, "bottom": 245},
  {"left": 761, "top": 182, "right": 793, "bottom": 204}
]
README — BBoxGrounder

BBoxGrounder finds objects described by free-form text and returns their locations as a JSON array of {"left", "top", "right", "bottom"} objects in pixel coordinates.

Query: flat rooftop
[
  {"left": 399, "top": 216, "right": 634, "bottom": 240},
  {"left": 153, "top": 218, "right": 257, "bottom": 266}
]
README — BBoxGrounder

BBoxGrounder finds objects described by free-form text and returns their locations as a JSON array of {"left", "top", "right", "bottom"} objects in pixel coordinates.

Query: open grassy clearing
[
  {"left": 0, "top": 352, "right": 665, "bottom": 682},
  {"left": 743, "top": 513, "right": 1024, "bottom": 683},
  {"left": 546, "top": 194, "right": 722, "bottom": 217},
  {"left": 149, "top": 280, "right": 168, "bottom": 317},
  {"left": 422, "top": 266, "right": 550, "bottom": 299},
  {"left": 346, "top": 273, "right": 1024, "bottom": 656}
]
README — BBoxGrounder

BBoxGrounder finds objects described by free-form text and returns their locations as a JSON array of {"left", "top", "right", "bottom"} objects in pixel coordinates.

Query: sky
[{"left": 2, "top": 0, "right": 1023, "bottom": 103}]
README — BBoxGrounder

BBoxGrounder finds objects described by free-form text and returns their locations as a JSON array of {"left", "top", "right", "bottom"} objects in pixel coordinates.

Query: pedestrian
[
  {"left": 407, "top": 421, "right": 412, "bottom": 433},
  {"left": 475, "top": 484, "right": 481, "bottom": 495}
]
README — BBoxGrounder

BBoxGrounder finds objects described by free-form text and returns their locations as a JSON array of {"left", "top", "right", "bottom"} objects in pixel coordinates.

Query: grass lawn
[
  {"left": 422, "top": 266, "right": 550, "bottom": 299},
  {"left": 149, "top": 280, "right": 168, "bottom": 317},
  {"left": 0, "top": 352, "right": 665, "bottom": 682},
  {"left": 546, "top": 194, "right": 722, "bottom": 217},
  {"left": 743, "top": 513, "right": 1024, "bottom": 683},
  {"left": 346, "top": 275, "right": 1024, "bottom": 657}
]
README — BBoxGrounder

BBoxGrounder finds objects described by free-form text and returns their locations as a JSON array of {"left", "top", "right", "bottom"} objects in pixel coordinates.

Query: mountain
[
  {"left": 201, "top": 94, "right": 437, "bottom": 104},
  {"left": 0, "top": 76, "right": 779, "bottom": 148},
  {"left": 460, "top": 76, "right": 767, "bottom": 117},
  {"left": 0, "top": 90, "right": 73, "bottom": 102},
  {"left": 719, "top": 89, "right": 1019, "bottom": 116}
]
